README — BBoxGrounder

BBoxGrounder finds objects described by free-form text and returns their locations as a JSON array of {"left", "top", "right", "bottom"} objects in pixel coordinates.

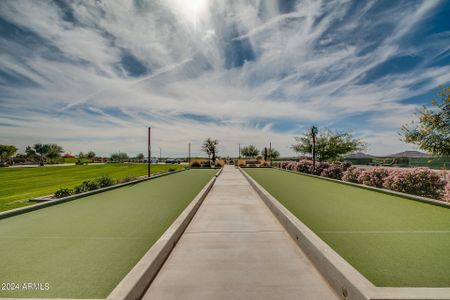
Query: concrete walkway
[{"left": 143, "top": 166, "right": 338, "bottom": 300}]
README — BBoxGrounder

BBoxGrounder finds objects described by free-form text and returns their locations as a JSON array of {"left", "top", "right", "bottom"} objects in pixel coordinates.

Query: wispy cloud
[{"left": 0, "top": 0, "right": 449, "bottom": 156}]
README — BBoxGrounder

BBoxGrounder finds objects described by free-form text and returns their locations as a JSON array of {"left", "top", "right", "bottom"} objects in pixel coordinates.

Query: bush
[
  {"left": 95, "top": 175, "right": 114, "bottom": 188},
  {"left": 383, "top": 168, "right": 447, "bottom": 199},
  {"left": 74, "top": 180, "right": 99, "bottom": 194},
  {"left": 310, "top": 162, "right": 330, "bottom": 176},
  {"left": 279, "top": 161, "right": 290, "bottom": 169},
  {"left": 342, "top": 166, "right": 363, "bottom": 183},
  {"left": 191, "top": 161, "right": 201, "bottom": 168},
  {"left": 296, "top": 159, "right": 313, "bottom": 173},
  {"left": 286, "top": 161, "right": 298, "bottom": 171},
  {"left": 357, "top": 168, "right": 390, "bottom": 188},
  {"left": 445, "top": 173, "right": 450, "bottom": 201},
  {"left": 54, "top": 188, "right": 73, "bottom": 198},
  {"left": 321, "top": 161, "right": 345, "bottom": 180},
  {"left": 341, "top": 160, "right": 352, "bottom": 171}
]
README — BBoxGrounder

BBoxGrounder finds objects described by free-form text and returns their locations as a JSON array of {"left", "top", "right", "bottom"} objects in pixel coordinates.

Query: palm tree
[{"left": 202, "top": 138, "right": 219, "bottom": 164}]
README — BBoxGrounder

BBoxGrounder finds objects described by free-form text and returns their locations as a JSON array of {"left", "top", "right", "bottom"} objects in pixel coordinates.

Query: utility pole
[
  {"left": 269, "top": 142, "right": 272, "bottom": 166},
  {"left": 238, "top": 144, "right": 241, "bottom": 159},
  {"left": 188, "top": 142, "right": 191, "bottom": 164},
  {"left": 311, "top": 126, "right": 318, "bottom": 173},
  {"left": 147, "top": 127, "right": 151, "bottom": 177}
]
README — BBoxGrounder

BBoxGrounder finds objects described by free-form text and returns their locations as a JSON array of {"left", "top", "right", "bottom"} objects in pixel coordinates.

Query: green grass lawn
[
  {"left": 0, "top": 163, "right": 184, "bottom": 212},
  {"left": 245, "top": 168, "right": 450, "bottom": 287},
  {"left": 0, "top": 169, "right": 216, "bottom": 298}
]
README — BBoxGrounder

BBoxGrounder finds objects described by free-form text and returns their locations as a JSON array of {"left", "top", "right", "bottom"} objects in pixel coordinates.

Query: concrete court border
[
  {"left": 0, "top": 169, "right": 188, "bottom": 220},
  {"left": 106, "top": 167, "right": 223, "bottom": 300},
  {"left": 240, "top": 167, "right": 450, "bottom": 300},
  {"left": 0, "top": 168, "right": 222, "bottom": 300}
]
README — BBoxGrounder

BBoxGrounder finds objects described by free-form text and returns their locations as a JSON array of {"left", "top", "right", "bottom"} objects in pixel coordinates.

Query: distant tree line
[{"left": 239, "top": 145, "right": 280, "bottom": 160}]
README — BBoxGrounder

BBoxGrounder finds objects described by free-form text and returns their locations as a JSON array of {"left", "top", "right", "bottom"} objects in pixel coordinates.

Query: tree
[
  {"left": 87, "top": 151, "right": 96, "bottom": 159},
  {"left": 46, "top": 144, "right": 64, "bottom": 160},
  {"left": 267, "top": 147, "right": 280, "bottom": 160},
  {"left": 291, "top": 129, "right": 366, "bottom": 161},
  {"left": 136, "top": 153, "right": 145, "bottom": 160},
  {"left": 110, "top": 152, "right": 129, "bottom": 162},
  {"left": 241, "top": 145, "right": 259, "bottom": 158},
  {"left": 0, "top": 144, "right": 17, "bottom": 164},
  {"left": 33, "top": 144, "right": 50, "bottom": 166},
  {"left": 400, "top": 86, "right": 450, "bottom": 156},
  {"left": 25, "top": 146, "right": 38, "bottom": 161},
  {"left": 202, "top": 138, "right": 219, "bottom": 163},
  {"left": 33, "top": 143, "right": 64, "bottom": 165},
  {"left": 78, "top": 152, "right": 85, "bottom": 159}
]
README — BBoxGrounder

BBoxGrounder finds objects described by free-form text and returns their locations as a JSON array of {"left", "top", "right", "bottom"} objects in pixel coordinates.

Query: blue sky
[{"left": 1, "top": 0, "right": 449, "bottom": 157}]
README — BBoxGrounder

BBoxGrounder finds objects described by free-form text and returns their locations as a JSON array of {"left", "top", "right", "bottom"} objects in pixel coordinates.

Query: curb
[
  {"left": 106, "top": 168, "right": 222, "bottom": 300},
  {"left": 240, "top": 168, "right": 450, "bottom": 300},
  {"left": 0, "top": 169, "right": 187, "bottom": 220}
]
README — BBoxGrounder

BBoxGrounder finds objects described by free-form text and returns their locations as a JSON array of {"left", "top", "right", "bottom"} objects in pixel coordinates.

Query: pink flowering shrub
[
  {"left": 357, "top": 168, "right": 391, "bottom": 188},
  {"left": 342, "top": 166, "right": 363, "bottom": 183},
  {"left": 286, "top": 161, "right": 298, "bottom": 171},
  {"left": 321, "top": 161, "right": 345, "bottom": 180},
  {"left": 444, "top": 173, "right": 450, "bottom": 201},
  {"left": 310, "top": 162, "right": 330, "bottom": 175},
  {"left": 341, "top": 161, "right": 353, "bottom": 171},
  {"left": 279, "top": 161, "right": 290, "bottom": 169},
  {"left": 383, "top": 168, "right": 447, "bottom": 200},
  {"left": 296, "top": 159, "right": 313, "bottom": 173}
]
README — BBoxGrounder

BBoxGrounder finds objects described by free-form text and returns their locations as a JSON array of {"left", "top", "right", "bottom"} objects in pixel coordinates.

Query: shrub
[
  {"left": 321, "top": 161, "right": 345, "bottom": 180},
  {"left": 191, "top": 161, "right": 201, "bottom": 168},
  {"left": 310, "top": 162, "right": 330, "bottom": 176},
  {"left": 95, "top": 175, "right": 114, "bottom": 188},
  {"left": 357, "top": 168, "right": 390, "bottom": 188},
  {"left": 54, "top": 188, "right": 73, "bottom": 198},
  {"left": 342, "top": 166, "right": 363, "bottom": 183},
  {"left": 279, "top": 161, "right": 290, "bottom": 169},
  {"left": 286, "top": 161, "right": 298, "bottom": 171},
  {"left": 74, "top": 180, "right": 99, "bottom": 194},
  {"left": 383, "top": 168, "right": 447, "bottom": 199},
  {"left": 296, "top": 159, "right": 313, "bottom": 173},
  {"left": 341, "top": 160, "right": 352, "bottom": 171},
  {"left": 444, "top": 173, "right": 450, "bottom": 201}
]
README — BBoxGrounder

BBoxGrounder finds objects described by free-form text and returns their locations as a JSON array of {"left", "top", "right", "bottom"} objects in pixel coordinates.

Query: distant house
[
  {"left": 63, "top": 153, "right": 75, "bottom": 158},
  {"left": 389, "top": 151, "right": 430, "bottom": 158}
]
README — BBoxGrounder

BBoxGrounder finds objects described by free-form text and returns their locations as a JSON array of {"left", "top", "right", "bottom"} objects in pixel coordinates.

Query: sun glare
[{"left": 169, "top": 0, "right": 208, "bottom": 29}]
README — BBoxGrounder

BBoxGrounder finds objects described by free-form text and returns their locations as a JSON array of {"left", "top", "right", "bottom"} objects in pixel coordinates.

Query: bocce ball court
[
  {"left": 0, "top": 169, "right": 216, "bottom": 298},
  {"left": 244, "top": 167, "right": 450, "bottom": 288}
]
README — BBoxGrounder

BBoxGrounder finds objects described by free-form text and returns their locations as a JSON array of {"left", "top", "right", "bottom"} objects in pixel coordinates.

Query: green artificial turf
[
  {"left": 0, "top": 169, "right": 216, "bottom": 298},
  {"left": 0, "top": 163, "right": 184, "bottom": 212},
  {"left": 245, "top": 168, "right": 450, "bottom": 287}
]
